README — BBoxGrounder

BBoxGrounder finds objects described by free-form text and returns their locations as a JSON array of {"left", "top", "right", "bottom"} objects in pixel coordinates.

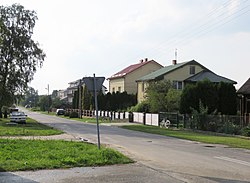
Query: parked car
[
  {"left": 56, "top": 109, "right": 65, "bottom": 115},
  {"left": 10, "top": 111, "right": 27, "bottom": 124}
]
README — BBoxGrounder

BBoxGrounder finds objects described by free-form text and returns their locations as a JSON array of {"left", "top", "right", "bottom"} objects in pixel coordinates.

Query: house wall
[
  {"left": 137, "top": 81, "right": 149, "bottom": 103},
  {"left": 163, "top": 64, "right": 204, "bottom": 82},
  {"left": 124, "top": 62, "right": 162, "bottom": 94},
  {"left": 109, "top": 78, "right": 125, "bottom": 93}
]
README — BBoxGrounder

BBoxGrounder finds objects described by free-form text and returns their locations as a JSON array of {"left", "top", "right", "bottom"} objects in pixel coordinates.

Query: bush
[
  {"left": 69, "top": 111, "right": 79, "bottom": 118},
  {"left": 128, "top": 101, "right": 150, "bottom": 112},
  {"left": 217, "top": 121, "right": 241, "bottom": 135},
  {"left": 241, "top": 125, "right": 250, "bottom": 137},
  {"left": 64, "top": 111, "right": 70, "bottom": 117}
]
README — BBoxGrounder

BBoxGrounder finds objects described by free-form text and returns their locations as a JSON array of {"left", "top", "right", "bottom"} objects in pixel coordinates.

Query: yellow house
[
  {"left": 108, "top": 58, "right": 163, "bottom": 94},
  {"left": 137, "top": 60, "right": 236, "bottom": 103}
]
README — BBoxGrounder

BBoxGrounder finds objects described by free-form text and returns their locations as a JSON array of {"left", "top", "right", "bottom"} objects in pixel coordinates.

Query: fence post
[
  {"left": 176, "top": 113, "right": 179, "bottom": 128},
  {"left": 143, "top": 112, "right": 146, "bottom": 125}
]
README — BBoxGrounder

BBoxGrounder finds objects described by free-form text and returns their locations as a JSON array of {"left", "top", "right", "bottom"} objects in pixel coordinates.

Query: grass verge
[
  {"left": 0, "top": 118, "right": 63, "bottom": 136},
  {"left": 0, "top": 139, "right": 133, "bottom": 171},
  {"left": 121, "top": 125, "right": 250, "bottom": 149}
]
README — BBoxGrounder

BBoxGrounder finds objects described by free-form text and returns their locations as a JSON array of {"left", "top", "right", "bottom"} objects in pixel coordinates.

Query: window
[
  {"left": 190, "top": 66, "right": 195, "bottom": 75},
  {"left": 118, "top": 87, "right": 121, "bottom": 92},
  {"left": 112, "top": 87, "right": 115, "bottom": 93},
  {"left": 173, "top": 81, "right": 183, "bottom": 90}
]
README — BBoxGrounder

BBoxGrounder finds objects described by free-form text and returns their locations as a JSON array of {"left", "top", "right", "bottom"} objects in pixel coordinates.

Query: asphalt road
[{"left": 2, "top": 111, "right": 250, "bottom": 183}]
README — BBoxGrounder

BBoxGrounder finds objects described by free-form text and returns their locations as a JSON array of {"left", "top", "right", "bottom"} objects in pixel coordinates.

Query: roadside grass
[
  {"left": 121, "top": 125, "right": 250, "bottom": 150},
  {"left": 0, "top": 118, "right": 63, "bottom": 136},
  {"left": 0, "top": 139, "right": 133, "bottom": 171}
]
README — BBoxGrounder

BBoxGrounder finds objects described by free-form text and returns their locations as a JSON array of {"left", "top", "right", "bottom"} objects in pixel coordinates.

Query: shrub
[
  {"left": 241, "top": 125, "right": 250, "bottom": 137},
  {"left": 128, "top": 101, "right": 150, "bottom": 112},
  {"left": 64, "top": 111, "right": 70, "bottom": 117},
  {"left": 217, "top": 121, "right": 241, "bottom": 135},
  {"left": 69, "top": 111, "right": 79, "bottom": 118}
]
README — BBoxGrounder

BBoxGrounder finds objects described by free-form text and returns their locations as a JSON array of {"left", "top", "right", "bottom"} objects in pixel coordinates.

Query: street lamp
[{"left": 45, "top": 84, "right": 49, "bottom": 113}]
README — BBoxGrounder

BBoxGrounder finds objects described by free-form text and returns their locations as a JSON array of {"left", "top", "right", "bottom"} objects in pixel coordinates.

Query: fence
[{"left": 69, "top": 109, "right": 250, "bottom": 133}]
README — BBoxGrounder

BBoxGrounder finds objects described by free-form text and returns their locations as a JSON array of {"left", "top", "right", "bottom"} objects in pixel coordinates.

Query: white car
[{"left": 10, "top": 111, "right": 27, "bottom": 124}]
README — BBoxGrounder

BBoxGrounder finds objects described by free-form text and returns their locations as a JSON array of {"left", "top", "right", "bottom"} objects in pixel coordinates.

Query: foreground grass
[
  {"left": 0, "top": 118, "right": 63, "bottom": 136},
  {"left": 122, "top": 125, "right": 250, "bottom": 150},
  {"left": 0, "top": 139, "right": 133, "bottom": 171}
]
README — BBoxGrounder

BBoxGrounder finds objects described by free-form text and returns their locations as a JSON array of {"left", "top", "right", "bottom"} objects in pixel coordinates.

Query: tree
[
  {"left": 145, "top": 80, "right": 173, "bottom": 112},
  {"left": 20, "top": 86, "right": 39, "bottom": 107},
  {"left": 0, "top": 4, "right": 45, "bottom": 109},
  {"left": 217, "top": 82, "right": 237, "bottom": 115},
  {"left": 180, "top": 80, "right": 236, "bottom": 115}
]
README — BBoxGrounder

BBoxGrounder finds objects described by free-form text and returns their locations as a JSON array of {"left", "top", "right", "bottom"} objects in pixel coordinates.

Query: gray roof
[
  {"left": 136, "top": 60, "right": 206, "bottom": 82},
  {"left": 237, "top": 78, "right": 250, "bottom": 95},
  {"left": 185, "top": 70, "right": 237, "bottom": 84}
]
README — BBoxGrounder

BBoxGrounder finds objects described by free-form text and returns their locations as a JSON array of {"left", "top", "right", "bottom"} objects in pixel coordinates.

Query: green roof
[{"left": 137, "top": 60, "right": 203, "bottom": 82}]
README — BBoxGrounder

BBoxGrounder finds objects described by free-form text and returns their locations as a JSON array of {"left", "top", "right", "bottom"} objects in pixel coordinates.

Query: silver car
[{"left": 10, "top": 111, "right": 27, "bottom": 123}]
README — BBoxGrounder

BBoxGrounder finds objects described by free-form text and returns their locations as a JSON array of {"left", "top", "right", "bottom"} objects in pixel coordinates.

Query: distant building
[{"left": 108, "top": 58, "right": 163, "bottom": 94}]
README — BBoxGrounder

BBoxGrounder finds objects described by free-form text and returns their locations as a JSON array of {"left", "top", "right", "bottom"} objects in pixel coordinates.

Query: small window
[
  {"left": 173, "top": 81, "right": 183, "bottom": 90},
  {"left": 190, "top": 66, "right": 195, "bottom": 75},
  {"left": 112, "top": 87, "right": 115, "bottom": 93}
]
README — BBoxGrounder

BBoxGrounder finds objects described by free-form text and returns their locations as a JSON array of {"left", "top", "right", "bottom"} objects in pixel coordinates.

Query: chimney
[
  {"left": 145, "top": 58, "right": 148, "bottom": 62},
  {"left": 172, "top": 60, "right": 177, "bottom": 65},
  {"left": 140, "top": 59, "right": 144, "bottom": 63}
]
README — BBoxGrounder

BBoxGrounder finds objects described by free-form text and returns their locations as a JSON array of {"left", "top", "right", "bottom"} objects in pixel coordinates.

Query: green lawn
[
  {"left": 0, "top": 139, "right": 133, "bottom": 171},
  {"left": 121, "top": 125, "right": 250, "bottom": 149},
  {"left": 0, "top": 117, "right": 63, "bottom": 136}
]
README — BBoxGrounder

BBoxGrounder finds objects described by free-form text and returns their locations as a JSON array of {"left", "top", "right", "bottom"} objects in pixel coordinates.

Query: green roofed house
[{"left": 136, "top": 60, "right": 237, "bottom": 103}]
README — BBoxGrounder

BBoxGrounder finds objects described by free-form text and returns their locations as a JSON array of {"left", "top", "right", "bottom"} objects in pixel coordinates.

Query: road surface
[{"left": 2, "top": 111, "right": 250, "bottom": 183}]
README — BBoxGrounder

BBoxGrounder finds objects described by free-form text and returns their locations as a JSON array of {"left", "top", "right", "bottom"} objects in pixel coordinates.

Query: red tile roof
[{"left": 109, "top": 60, "right": 162, "bottom": 79}]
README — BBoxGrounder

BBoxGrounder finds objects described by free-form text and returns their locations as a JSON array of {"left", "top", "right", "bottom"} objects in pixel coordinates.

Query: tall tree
[{"left": 0, "top": 4, "right": 45, "bottom": 109}]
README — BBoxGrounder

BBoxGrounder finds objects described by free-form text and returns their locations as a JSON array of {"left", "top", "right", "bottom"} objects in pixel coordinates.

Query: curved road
[{"left": 4, "top": 110, "right": 250, "bottom": 183}]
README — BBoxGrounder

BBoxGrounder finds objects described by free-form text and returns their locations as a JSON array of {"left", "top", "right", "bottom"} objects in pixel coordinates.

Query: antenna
[{"left": 175, "top": 48, "right": 177, "bottom": 61}]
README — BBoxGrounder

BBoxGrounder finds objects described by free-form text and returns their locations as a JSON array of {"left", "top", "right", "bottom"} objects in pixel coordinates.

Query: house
[
  {"left": 237, "top": 78, "right": 250, "bottom": 116},
  {"left": 136, "top": 60, "right": 236, "bottom": 103},
  {"left": 66, "top": 80, "right": 81, "bottom": 104},
  {"left": 57, "top": 89, "right": 68, "bottom": 101},
  {"left": 65, "top": 78, "right": 107, "bottom": 104},
  {"left": 108, "top": 58, "right": 163, "bottom": 94}
]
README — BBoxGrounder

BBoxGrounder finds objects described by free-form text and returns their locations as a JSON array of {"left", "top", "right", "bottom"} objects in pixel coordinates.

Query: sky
[{"left": 1, "top": 0, "right": 250, "bottom": 95}]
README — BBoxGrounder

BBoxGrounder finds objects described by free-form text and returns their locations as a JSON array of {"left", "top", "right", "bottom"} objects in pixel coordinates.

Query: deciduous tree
[{"left": 0, "top": 4, "right": 45, "bottom": 109}]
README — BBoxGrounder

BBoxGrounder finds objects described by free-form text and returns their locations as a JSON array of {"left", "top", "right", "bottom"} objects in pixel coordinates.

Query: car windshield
[{"left": 11, "top": 112, "right": 25, "bottom": 116}]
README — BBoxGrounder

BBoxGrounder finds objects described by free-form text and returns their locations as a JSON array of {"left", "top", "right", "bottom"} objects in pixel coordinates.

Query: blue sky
[{"left": 2, "top": 0, "right": 250, "bottom": 94}]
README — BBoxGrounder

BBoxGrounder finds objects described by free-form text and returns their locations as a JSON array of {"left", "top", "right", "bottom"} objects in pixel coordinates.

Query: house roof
[
  {"left": 136, "top": 60, "right": 207, "bottom": 82},
  {"left": 108, "top": 60, "right": 163, "bottom": 79},
  {"left": 237, "top": 78, "right": 250, "bottom": 95},
  {"left": 185, "top": 70, "right": 237, "bottom": 84}
]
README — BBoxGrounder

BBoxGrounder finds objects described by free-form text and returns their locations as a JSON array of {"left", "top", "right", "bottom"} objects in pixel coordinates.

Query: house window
[
  {"left": 173, "top": 81, "right": 183, "bottom": 90},
  {"left": 118, "top": 87, "right": 121, "bottom": 92},
  {"left": 112, "top": 87, "right": 115, "bottom": 93},
  {"left": 190, "top": 66, "right": 195, "bottom": 75}
]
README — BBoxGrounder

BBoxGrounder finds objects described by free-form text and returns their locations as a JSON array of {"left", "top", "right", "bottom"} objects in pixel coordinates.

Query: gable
[
  {"left": 108, "top": 60, "right": 163, "bottom": 80},
  {"left": 237, "top": 78, "right": 250, "bottom": 95}
]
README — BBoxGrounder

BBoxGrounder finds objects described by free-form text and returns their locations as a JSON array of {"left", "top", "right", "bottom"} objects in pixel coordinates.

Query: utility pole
[
  {"left": 78, "top": 79, "right": 82, "bottom": 118},
  {"left": 45, "top": 84, "right": 49, "bottom": 113}
]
